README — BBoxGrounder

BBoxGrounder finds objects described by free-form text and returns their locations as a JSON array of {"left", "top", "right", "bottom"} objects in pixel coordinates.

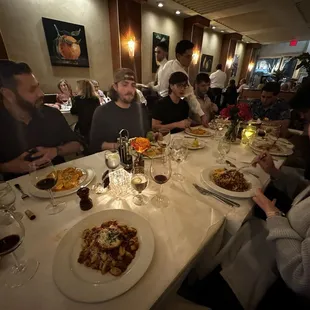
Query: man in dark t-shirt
[
  {"left": 152, "top": 71, "right": 190, "bottom": 134},
  {"left": 0, "top": 60, "right": 81, "bottom": 180},
  {"left": 89, "top": 68, "right": 150, "bottom": 153}
]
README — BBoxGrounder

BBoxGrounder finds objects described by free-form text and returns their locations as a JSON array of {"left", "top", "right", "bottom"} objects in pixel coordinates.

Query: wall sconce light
[
  {"left": 192, "top": 50, "right": 200, "bottom": 65},
  {"left": 226, "top": 57, "right": 233, "bottom": 68},
  {"left": 127, "top": 38, "right": 135, "bottom": 58},
  {"left": 248, "top": 62, "right": 254, "bottom": 71}
]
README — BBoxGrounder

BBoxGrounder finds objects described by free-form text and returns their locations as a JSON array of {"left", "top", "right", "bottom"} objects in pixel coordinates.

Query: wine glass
[
  {"left": 29, "top": 162, "right": 66, "bottom": 215},
  {"left": 150, "top": 156, "right": 172, "bottom": 208},
  {"left": 217, "top": 138, "right": 231, "bottom": 164},
  {"left": 104, "top": 149, "right": 120, "bottom": 171},
  {"left": 170, "top": 138, "right": 188, "bottom": 181},
  {"left": 0, "top": 182, "right": 23, "bottom": 220},
  {"left": 0, "top": 209, "right": 39, "bottom": 288},
  {"left": 131, "top": 167, "right": 148, "bottom": 205},
  {"left": 214, "top": 117, "right": 225, "bottom": 140}
]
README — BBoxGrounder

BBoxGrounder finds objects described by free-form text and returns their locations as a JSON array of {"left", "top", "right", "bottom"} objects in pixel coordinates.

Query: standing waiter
[{"left": 210, "top": 64, "right": 227, "bottom": 109}]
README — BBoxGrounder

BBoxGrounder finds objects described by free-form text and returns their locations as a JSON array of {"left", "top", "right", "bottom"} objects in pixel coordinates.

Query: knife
[
  {"left": 14, "top": 184, "right": 30, "bottom": 200},
  {"left": 193, "top": 183, "right": 240, "bottom": 207}
]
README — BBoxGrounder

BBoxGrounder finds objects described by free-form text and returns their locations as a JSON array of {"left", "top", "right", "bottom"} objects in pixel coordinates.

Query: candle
[{"left": 241, "top": 124, "right": 257, "bottom": 145}]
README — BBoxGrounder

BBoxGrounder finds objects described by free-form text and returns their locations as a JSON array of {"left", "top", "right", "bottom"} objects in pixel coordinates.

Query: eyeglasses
[{"left": 175, "top": 83, "right": 189, "bottom": 89}]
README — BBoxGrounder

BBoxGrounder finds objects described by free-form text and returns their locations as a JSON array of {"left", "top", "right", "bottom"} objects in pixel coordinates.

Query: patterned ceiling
[{"left": 170, "top": 0, "right": 310, "bottom": 44}]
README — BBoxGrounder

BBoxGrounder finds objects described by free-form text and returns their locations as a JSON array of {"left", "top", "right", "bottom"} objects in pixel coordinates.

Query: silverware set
[
  {"left": 14, "top": 184, "right": 30, "bottom": 200},
  {"left": 193, "top": 183, "right": 240, "bottom": 208}
]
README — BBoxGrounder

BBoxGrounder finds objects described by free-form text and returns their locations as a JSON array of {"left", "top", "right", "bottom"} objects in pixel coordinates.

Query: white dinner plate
[
  {"left": 250, "top": 140, "right": 293, "bottom": 156},
  {"left": 184, "top": 127, "right": 213, "bottom": 137},
  {"left": 53, "top": 209, "right": 155, "bottom": 303},
  {"left": 201, "top": 166, "right": 261, "bottom": 198},
  {"left": 184, "top": 138, "right": 206, "bottom": 150},
  {"left": 28, "top": 165, "right": 95, "bottom": 198}
]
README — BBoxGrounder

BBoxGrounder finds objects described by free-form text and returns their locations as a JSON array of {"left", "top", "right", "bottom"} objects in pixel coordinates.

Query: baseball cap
[{"left": 114, "top": 68, "right": 136, "bottom": 83}]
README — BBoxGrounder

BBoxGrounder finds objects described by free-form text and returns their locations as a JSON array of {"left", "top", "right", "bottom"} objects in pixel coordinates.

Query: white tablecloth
[{"left": 0, "top": 135, "right": 284, "bottom": 310}]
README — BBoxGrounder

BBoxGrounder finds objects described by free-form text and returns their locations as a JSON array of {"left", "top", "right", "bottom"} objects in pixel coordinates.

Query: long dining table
[{"left": 0, "top": 132, "right": 284, "bottom": 310}]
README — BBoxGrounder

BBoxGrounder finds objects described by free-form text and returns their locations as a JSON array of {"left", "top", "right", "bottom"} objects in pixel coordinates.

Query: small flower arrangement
[
  {"left": 220, "top": 103, "right": 252, "bottom": 141},
  {"left": 130, "top": 137, "right": 151, "bottom": 154}
]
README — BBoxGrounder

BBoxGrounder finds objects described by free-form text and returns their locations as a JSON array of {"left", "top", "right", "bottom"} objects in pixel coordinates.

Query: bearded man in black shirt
[{"left": 0, "top": 60, "right": 81, "bottom": 180}]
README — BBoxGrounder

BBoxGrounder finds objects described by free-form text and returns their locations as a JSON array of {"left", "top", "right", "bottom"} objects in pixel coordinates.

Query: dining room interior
[{"left": 1, "top": 0, "right": 310, "bottom": 309}]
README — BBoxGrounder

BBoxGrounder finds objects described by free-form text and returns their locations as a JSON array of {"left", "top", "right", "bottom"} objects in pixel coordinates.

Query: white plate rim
[
  {"left": 28, "top": 165, "right": 95, "bottom": 198},
  {"left": 250, "top": 142, "right": 293, "bottom": 156},
  {"left": 200, "top": 166, "right": 261, "bottom": 198},
  {"left": 53, "top": 209, "right": 155, "bottom": 303},
  {"left": 184, "top": 127, "right": 213, "bottom": 137}
]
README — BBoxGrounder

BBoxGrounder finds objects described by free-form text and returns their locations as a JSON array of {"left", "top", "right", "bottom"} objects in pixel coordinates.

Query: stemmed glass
[
  {"left": 29, "top": 162, "right": 66, "bottom": 215},
  {"left": 131, "top": 167, "right": 149, "bottom": 205},
  {"left": 214, "top": 117, "right": 225, "bottom": 140},
  {"left": 217, "top": 138, "right": 231, "bottom": 164},
  {"left": 150, "top": 156, "right": 172, "bottom": 208},
  {"left": 0, "top": 182, "right": 23, "bottom": 220},
  {"left": 170, "top": 138, "right": 188, "bottom": 181},
  {"left": 104, "top": 149, "right": 120, "bottom": 171},
  {"left": 0, "top": 209, "right": 39, "bottom": 288}
]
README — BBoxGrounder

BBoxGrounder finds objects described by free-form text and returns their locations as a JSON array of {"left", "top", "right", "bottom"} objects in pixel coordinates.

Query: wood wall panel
[
  {"left": 118, "top": 0, "right": 142, "bottom": 82},
  {"left": 0, "top": 31, "right": 8, "bottom": 59},
  {"left": 240, "top": 43, "right": 261, "bottom": 82}
]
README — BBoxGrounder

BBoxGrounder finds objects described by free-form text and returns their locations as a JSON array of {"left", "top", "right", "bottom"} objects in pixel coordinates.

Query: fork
[
  {"left": 14, "top": 184, "right": 30, "bottom": 200},
  {"left": 193, "top": 184, "right": 240, "bottom": 207}
]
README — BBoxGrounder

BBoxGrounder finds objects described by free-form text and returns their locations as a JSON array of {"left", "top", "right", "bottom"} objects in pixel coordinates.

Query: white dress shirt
[
  {"left": 152, "top": 58, "right": 167, "bottom": 92},
  {"left": 157, "top": 59, "right": 204, "bottom": 117},
  {"left": 210, "top": 69, "right": 227, "bottom": 89}
]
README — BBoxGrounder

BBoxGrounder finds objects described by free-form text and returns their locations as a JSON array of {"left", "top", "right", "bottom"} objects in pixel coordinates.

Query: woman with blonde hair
[
  {"left": 71, "top": 79, "right": 100, "bottom": 143},
  {"left": 56, "top": 79, "right": 73, "bottom": 104}
]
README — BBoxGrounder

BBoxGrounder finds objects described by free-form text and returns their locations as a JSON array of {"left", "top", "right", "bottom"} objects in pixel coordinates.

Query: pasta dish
[
  {"left": 78, "top": 220, "right": 139, "bottom": 276},
  {"left": 211, "top": 168, "right": 250, "bottom": 192},
  {"left": 49, "top": 167, "right": 84, "bottom": 191},
  {"left": 189, "top": 127, "right": 208, "bottom": 135}
]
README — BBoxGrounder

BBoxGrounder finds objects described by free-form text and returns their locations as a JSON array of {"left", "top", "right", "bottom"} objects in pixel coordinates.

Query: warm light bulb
[
  {"left": 176, "top": 10, "right": 181, "bottom": 15},
  {"left": 226, "top": 57, "right": 233, "bottom": 68},
  {"left": 158, "top": 2, "right": 163, "bottom": 7},
  {"left": 128, "top": 39, "right": 135, "bottom": 58},
  {"left": 221, "top": 30, "right": 225, "bottom": 33},
  {"left": 212, "top": 26, "right": 216, "bottom": 29},
  {"left": 248, "top": 62, "right": 254, "bottom": 71},
  {"left": 192, "top": 50, "right": 200, "bottom": 65}
]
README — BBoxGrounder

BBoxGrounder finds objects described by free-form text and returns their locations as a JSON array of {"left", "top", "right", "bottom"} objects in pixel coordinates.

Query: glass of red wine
[
  {"left": 150, "top": 156, "right": 172, "bottom": 208},
  {"left": 0, "top": 209, "right": 39, "bottom": 288},
  {"left": 29, "top": 162, "right": 66, "bottom": 215}
]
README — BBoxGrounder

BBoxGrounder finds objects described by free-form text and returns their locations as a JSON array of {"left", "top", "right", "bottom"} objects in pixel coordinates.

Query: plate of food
[
  {"left": 201, "top": 166, "right": 261, "bottom": 198},
  {"left": 184, "top": 138, "right": 206, "bottom": 150},
  {"left": 28, "top": 165, "right": 95, "bottom": 198},
  {"left": 143, "top": 145, "right": 164, "bottom": 158},
  {"left": 53, "top": 209, "right": 154, "bottom": 303},
  {"left": 250, "top": 139, "right": 293, "bottom": 156},
  {"left": 185, "top": 127, "right": 213, "bottom": 137},
  {"left": 267, "top": 136, "right": 294, "bottom": 149}
]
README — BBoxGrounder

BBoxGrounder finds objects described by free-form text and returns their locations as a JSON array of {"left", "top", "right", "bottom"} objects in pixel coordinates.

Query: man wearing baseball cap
[{"left": 89, "top": 68, "right": 150, "bottom": 153}]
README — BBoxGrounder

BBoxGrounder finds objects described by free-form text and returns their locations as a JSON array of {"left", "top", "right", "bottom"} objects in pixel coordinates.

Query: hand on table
[
  {"left": 201, "top": 114, "right": 209, "bottom": 128},
  {"left": 253, "top": 188, "right": 279, "bottom": 215},
  {"left": 5, "top": 152, "right": 32, "bottom": 174},
  {"left": 252, "top": 151, "right": 278, "bottom": 177}
]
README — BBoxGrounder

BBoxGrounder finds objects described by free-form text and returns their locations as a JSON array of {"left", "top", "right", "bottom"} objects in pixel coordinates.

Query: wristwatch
[{"left": 266, "top": 210, "right": 286, "bottom": 218}]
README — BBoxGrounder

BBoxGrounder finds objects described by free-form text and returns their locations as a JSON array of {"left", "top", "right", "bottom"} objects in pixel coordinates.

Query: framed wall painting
[
  {"left": 231, "top": 54, "right": 239, "bottom": 77},
  {"left": 42, "top": 17, "right": 89, "bottom": 67},
  {"left": 200, "top": 54, "right": 213, "bottom": 73},
  {"left": 152, "top": 32, "right": 170, "bottom": 73}
]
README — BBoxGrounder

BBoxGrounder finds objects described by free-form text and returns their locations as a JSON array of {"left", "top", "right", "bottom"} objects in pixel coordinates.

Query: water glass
[
  {"left": 217, "top": 138, "right": 231, "bottom": 164},
  {"left": 0, "top": 183, "right": 22, "bottom": 220},
  {"left": 170, "top": 138, "right": 188, "bottom": 181},
  {"left": 104, "top": 149, "right": 120, "bottom": 171}
]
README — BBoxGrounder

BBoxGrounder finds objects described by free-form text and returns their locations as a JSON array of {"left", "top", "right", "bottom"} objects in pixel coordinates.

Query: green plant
[
  {"left": 294, "top": 52, "right": 310, "bottom": 75},
  {"left": 271, "top": 69, "right": 285, "bottom": 82}
]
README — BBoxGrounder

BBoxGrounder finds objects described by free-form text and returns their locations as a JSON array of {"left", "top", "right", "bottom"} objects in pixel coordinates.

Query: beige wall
[
  {"left": 234, "top": 41, "right": 246, "bottom": 84},
  {"left": 0, "top": 0, "right": 113, "bottom": 93},
  {"left": 201, "top": 29, "right": 223, "bottom": 74},
  {"left": 141, "top": 4, "right": 183, "bottom": 84}
]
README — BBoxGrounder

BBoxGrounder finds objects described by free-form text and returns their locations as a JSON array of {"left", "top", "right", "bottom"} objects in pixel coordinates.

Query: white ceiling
[{"left": 147, "top": 0, "right": 310, "bottom": 44}]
